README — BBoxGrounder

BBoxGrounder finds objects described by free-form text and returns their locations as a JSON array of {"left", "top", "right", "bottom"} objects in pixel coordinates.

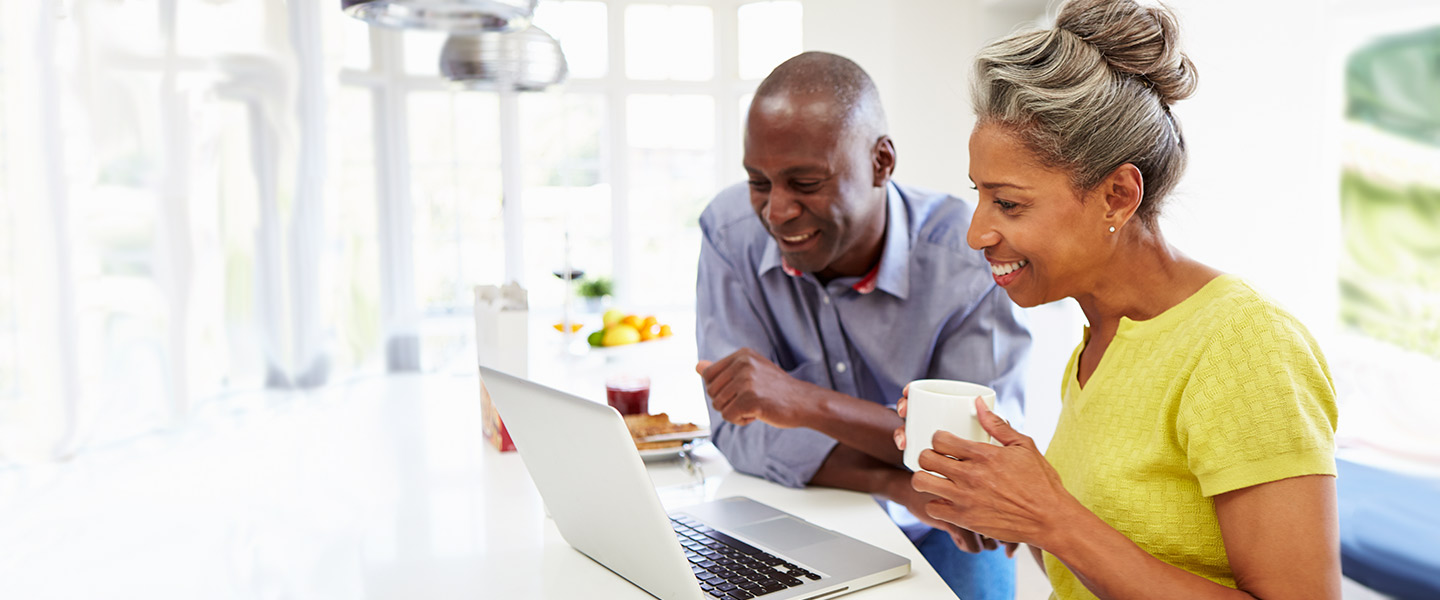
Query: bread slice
[{"left": 623, "top": 412, "right": 700, "bottom": 450}]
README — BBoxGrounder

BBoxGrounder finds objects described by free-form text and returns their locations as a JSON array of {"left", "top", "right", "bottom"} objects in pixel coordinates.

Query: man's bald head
[
  {"left": 742, "top": 52, "right": 896, "bottom": 280},
  {"left": 751, "top": 51, "right": 888, "bottom": 143}
]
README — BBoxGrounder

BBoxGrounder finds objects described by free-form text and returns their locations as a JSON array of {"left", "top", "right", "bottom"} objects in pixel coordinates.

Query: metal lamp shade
[
  {"left": 439, "top": 26, "right": 568, "bottom": 92},
  {"left": 341, "top": 0, "right": 537, "bottom": 33}
]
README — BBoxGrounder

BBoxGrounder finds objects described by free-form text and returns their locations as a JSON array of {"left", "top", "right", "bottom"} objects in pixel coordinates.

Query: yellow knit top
[{"left": 1043, "top": 275, "right": 1338, "bottom": 599}]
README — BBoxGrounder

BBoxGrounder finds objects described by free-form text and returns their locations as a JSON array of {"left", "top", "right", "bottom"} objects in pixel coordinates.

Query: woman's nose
[{"left": 967, "top": 209, "right": 1000, "bottom": 250}]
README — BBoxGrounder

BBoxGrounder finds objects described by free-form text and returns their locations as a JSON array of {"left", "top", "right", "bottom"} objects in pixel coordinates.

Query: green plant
[{"left": 577, "top": 276, "right": 614, "bottom": 299}]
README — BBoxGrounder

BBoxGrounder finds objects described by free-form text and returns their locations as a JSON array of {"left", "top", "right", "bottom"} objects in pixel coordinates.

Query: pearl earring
[{"left": 1108, "top": 226, "right": 1116, "bottom": 233}]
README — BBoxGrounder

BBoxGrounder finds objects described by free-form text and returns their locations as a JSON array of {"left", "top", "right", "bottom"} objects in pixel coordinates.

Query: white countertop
[{"left": 0, "top": 368, "right": 954, "bottom": 599}]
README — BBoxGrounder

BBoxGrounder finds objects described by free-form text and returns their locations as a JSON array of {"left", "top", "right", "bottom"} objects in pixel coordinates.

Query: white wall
[
  {"left": 802, "top": 0, "right": 1048, "bottom": 197},
  {"left": 1162, "top": 1, "right": 1339, "bottom": 334}
]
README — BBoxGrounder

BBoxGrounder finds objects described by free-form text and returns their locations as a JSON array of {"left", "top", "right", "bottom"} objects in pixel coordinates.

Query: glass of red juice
[{"left": 605, "top": 375, "right": 650, "bottom": 415}]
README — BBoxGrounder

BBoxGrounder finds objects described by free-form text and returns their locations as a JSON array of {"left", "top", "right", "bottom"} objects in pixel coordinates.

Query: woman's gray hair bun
[
  {"left": 1056, "top": 0, "right": 1198, "bottom": 106},
  {"left": 972, "top": 0, "right": 1198, "bottom": 226}
]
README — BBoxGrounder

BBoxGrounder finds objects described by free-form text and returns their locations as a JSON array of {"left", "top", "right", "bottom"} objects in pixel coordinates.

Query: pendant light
[
  {"left": 341, "top": 0, "right": 537, "bottom": 33},
  {"left": 438, "top": 25, "right": 567, "bottom": 91}
]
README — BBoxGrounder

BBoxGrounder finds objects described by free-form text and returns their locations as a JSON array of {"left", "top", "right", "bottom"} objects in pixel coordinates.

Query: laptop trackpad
[{"left": 732, "top": 517, "right": 836, "bottom": 553}]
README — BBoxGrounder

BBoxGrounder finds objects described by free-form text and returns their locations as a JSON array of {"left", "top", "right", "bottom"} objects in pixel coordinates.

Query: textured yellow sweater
[{"left": 1043, "top": 275, "right": 1338, "bottom": 599}]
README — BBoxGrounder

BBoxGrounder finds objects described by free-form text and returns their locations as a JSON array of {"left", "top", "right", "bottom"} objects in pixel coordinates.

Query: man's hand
[{"left": 696, "top": 348, "right": 817, "bottom": 428}]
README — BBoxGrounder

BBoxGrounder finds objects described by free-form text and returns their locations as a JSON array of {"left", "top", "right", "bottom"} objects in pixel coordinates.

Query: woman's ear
[{"left": 1101, "top": 163, "right": 1144, "bottom": 231}]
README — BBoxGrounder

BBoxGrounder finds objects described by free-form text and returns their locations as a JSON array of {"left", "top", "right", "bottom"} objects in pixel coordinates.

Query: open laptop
[{"left": 481, "top": 366, "right": 910, "bottom": 600}]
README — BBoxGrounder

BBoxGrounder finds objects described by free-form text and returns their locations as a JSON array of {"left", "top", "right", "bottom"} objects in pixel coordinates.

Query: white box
[
  {"left": 473, "top": 284, "right": 528, "bottom": 377},
  {"left": 476, "top": 284, "right": 528, "bottom": 452}
]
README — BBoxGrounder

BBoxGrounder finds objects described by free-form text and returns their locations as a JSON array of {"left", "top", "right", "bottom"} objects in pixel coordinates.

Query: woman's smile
[{"left": 988, "top": 258, "right": 1028, "bottom": 286}]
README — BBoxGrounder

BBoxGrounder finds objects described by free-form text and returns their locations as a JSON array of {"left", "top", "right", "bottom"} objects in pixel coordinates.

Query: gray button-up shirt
[{"left": 696, "top": 181, "right": 1032, "bottom": 491}]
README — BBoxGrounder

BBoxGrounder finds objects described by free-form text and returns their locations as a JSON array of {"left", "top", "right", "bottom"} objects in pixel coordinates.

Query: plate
[{"left": 637, "top": 439, "right": 705, "bottom": 462}]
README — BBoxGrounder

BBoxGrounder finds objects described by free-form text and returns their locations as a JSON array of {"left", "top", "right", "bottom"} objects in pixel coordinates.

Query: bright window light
[
  {"left": 626, "top": 94, "right": 716, "bottom": 309},
  {"left": 520, "top": 93, "right": 610, "bottom": 311},
  {"left": 533, "top": 1, "right": 608, "bottom": 80},
  {"left": 404, "top": 29, "right": 449, "bottom": 76},
  {"left": 738, "top": 1, "right": 802, "bottom": 80},
  {"left": 627, "top": 94, "right": 715, "bottom": 150},
  {"left": 625, "top": 4, "right": 714, "bottom": 81}
]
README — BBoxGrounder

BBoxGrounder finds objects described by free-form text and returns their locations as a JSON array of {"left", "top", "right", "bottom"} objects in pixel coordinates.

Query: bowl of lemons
[{"left": 588, "top": 309, "right": 674, "bottom": 348}]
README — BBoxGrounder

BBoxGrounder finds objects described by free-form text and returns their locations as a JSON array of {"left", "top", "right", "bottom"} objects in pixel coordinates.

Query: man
[{"left": 694, "top": 52, "right": 1032, "bottom": 600}]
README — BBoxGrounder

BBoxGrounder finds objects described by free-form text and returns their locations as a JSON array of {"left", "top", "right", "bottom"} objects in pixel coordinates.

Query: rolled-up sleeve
[
  {"left": 696, "top": 224, "right": 839, "bottom": 489},
  {"left": 930, "top": 283, "right": 1032, "bottom": 427}
]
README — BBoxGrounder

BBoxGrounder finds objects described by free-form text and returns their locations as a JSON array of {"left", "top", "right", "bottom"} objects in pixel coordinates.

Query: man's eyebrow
[
  {"left": 779, "top": 165, "right": 828, "bottom": 178},
  {"left": 745, "top": 165, "right": 830, "bottom": 178}
]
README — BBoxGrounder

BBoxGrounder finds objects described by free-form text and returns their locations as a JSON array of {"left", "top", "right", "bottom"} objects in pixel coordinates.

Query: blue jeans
[{"left": 915, "top": 528, "right": 1016, "bottom": 600}]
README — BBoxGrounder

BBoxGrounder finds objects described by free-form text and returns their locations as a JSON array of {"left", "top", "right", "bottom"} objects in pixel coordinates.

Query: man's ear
[
  {"left": 1101, "top": 163, "right": 1143, "bottom": 231},
  {"left": 872, "top": 136, "right": 896, "bottom": 187}
]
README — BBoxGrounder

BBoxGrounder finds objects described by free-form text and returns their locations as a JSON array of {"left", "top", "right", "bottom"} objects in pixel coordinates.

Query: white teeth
[
  {"left": 990, "top": 259, "right": 1028, "bottom": 276},
  {"left": 782, "top": 232, "right": 816, "bottom": 243}
]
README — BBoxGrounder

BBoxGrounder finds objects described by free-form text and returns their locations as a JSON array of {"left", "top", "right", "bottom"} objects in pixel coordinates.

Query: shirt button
[
  {"left": 835, "top": 362, "right": 847, "bottom": 373},
  {"left": 821, "top": 295, "right": 831, "bottom": 305}
]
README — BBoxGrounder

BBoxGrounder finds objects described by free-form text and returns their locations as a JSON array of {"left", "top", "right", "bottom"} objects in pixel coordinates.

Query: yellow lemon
[
  {"left": 602, "top": 308, "right": 626, "bottom": 328},
  {"left": 658, "top": 324, "right": 673, "bottom": 338},
  {"left": 601, "top": 324, "right": 642, "bottom": 347}
]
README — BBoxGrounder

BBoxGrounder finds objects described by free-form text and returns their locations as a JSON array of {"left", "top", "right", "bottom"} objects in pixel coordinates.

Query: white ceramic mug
[{"left": 903, "top": 379, "right": 997, "bottom": 472}]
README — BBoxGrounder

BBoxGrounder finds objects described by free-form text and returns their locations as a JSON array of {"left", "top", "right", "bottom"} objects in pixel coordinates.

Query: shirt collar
[{"left": 758, "top": 182, "right": 911, "bottom": 299}]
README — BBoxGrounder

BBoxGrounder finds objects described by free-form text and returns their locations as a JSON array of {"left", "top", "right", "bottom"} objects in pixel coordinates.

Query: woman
[{"left": 894, "top": 0, "right": 1341, "bottom": 598}]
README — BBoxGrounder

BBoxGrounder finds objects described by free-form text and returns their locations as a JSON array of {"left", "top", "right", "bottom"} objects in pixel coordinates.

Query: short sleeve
[{"left": 1176, "top": 305, "right": 1340, "bottom": 497}]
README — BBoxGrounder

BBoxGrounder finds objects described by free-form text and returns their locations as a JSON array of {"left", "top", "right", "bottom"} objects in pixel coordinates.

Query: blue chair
[{"left": 1337, "top": 458, "right": 1440, "bottom": 599}]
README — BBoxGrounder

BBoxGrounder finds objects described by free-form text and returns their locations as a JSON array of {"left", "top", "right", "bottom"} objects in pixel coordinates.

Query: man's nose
[{"left": 765, "top": 191, "right": 803, "bottom": 226}]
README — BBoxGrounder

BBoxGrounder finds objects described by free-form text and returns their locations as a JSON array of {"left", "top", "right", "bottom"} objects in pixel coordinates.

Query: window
[
  {"left": 408, "top": 91, "right": 506, "bottom": 370},
  {"left": 0, "top": 5, "right": 13, "bottom": 407},
  {"left": 738, "top": 1, "right": 803, "bottom": 80},
  {"left": 324, "top": 88, "right": 383, "bottom": 373},
  {"left": 1332, "top": 22, "right": 1440, "bottom": 464},
  {"left": 626, "top": 94, "right": 716, "bottom": 308},
  {"left": 403, "top": 0, "right": 802, "bottom": 318},
  {"left": 404, "top": 30, "right": 451, "bottom": 76},
  {"left": 625, "top": 5, "right": 715, "bottom": 81},
  {"left": 1339, "top": 26, "right": 1440, "bottom": 360},
  {"left": 0, "top": 0, "right": 805, "bottom": 460},
  {"left": 535, "top": 1, "right": 609, "bottom": 79},
  {"left": 520, "top": 92, "right": 609, "bottom": 314},
  {"left": 0, "top": 0, "right": 394, "bottom": 458}
]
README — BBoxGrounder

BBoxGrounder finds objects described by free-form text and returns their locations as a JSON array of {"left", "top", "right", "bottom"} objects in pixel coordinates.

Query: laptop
[{"left": 480, "top": 366, "right": 910, "bottom": 600}]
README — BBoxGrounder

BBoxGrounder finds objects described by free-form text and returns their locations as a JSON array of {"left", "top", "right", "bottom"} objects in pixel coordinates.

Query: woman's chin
[{"left": 999, "top": 286, "right": 1048, "bottom": 309}]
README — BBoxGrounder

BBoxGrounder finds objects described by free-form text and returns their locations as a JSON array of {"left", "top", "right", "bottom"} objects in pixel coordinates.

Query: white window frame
[{"left": 343, "top": 0, "right": 790, "bottom": 369}]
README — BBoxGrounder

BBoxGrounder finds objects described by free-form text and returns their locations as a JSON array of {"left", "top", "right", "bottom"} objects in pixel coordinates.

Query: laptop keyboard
[{"left": 670, "top": 515, "right": 822, "bottom": 599}]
